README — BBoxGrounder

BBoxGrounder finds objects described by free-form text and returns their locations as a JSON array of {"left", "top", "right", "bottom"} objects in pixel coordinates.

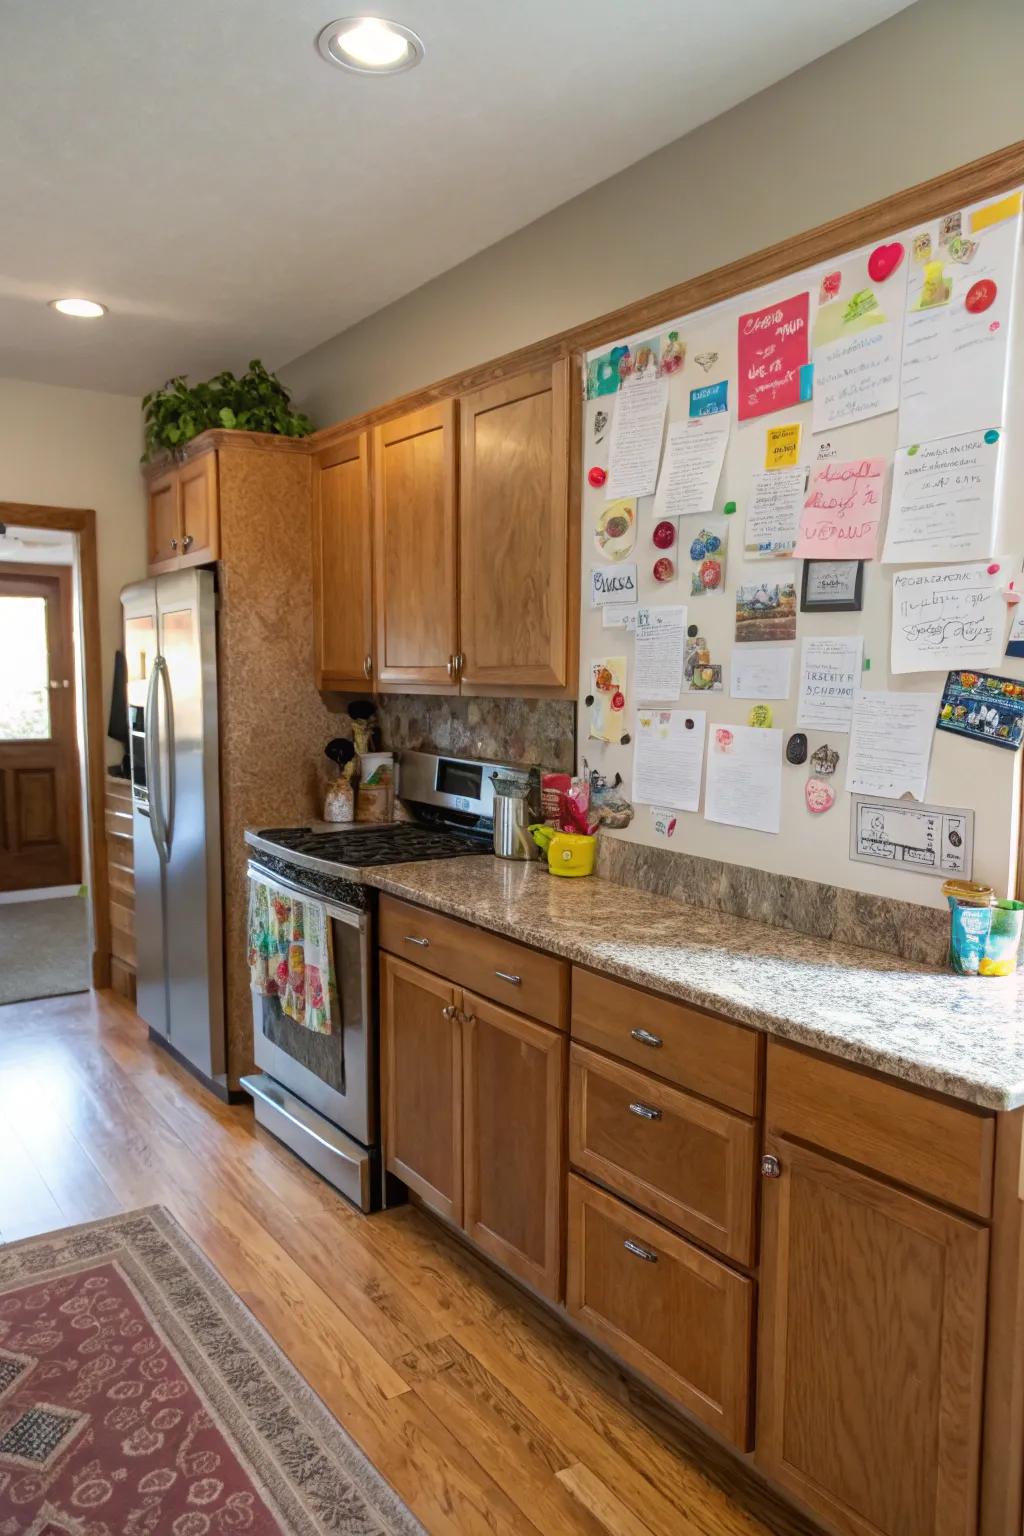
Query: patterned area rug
[{"left": 0, "top": 1206, "right": 424, "bottom": 1535}]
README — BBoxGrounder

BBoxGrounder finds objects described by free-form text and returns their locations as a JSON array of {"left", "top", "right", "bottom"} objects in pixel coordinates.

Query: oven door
[{"left": 245, "top": 861, "right": 376, "bottom": 1148}]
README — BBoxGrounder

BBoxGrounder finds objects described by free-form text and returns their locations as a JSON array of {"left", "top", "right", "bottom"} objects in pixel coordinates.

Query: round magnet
[
  {"left": 988, "top": 562, "right": 1001, "bottom": 575},
  {"left": 687, "top": 623, "right": 699, "bottom": 638},
  {"left": 714, "top": 727, "right": 734, "bottom": 752},
  {"left": 653, "top": 557, "right": 675, "bottom": 583},
  {"left": 748, "top": 704, "right": 773, "bottom": 728},
  {"left": 620, "top": 732, "right": 631, "bottom": 746},
  {"left": 966, "top": 278, "right": 997, "bottom": 314},
  {"left": 653, "top": 520, "right": 676, "bottom": 549},
  {"left": 867, "top": 241, "right": 905, "bottom": 283},
  {"left": 805, "top": 778, "right": 835, "bottom": 815},
  {"left": 786, "top": 732, "right": 808, "bottom": 765},
  {"left": 699, "top": 558, "right": 722, "bottom": 589},
  {"left": 611, "top": 690, "right": 625, "bottom": 712},
  {"left": 984, "top": 429, "right": 1000, "bottom": 444},
  {"left": 723, "top": 501, "right": 737, "bottom": 516},
  {"left": 587, "top": 465, "right": 607, "bottom": 488}
]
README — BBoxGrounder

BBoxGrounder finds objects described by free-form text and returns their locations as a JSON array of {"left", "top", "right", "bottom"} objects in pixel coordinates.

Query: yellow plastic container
[{"left": 545, "top": 831, "right": 596, "bottom": 878}]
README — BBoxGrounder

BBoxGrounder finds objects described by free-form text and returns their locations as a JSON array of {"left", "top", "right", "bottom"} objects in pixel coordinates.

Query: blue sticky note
[
  {"left": 689, "top": 380, "right": 728, "bottom": 418},
  {"left": 799, "top": 362, "right": 814, "bottom": 402}
]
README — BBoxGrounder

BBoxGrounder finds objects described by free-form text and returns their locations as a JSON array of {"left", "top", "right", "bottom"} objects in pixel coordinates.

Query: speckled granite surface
[{"left": 362, "top": 856, "right": 1024, "bottom": 1112}]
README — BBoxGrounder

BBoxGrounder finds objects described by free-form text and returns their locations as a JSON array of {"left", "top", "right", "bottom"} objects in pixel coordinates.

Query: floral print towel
[{"left": 248, "top": 875, "right": 334, "bottom": 1034}]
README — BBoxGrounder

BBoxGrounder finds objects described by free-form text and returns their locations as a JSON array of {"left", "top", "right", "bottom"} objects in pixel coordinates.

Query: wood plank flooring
[{"left": 0, "top": 989, "right": 817, "bottom": 1536}]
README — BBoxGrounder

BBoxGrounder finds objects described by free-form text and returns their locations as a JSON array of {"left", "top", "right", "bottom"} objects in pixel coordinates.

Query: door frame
[{"left": 0, "top": 501, "right": 109, "bottom": 988}]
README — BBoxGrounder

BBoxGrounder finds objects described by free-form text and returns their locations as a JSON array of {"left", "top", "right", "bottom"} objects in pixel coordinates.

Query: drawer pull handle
[
  {"left": 628, "top": 1101, "right": 662, "bottom": 1121},
  {"left": 494, "top": 970, "right": 521, "bottom": 986},
  {"left": 630, "top": 1028, "right": 663, "bottom": 1048},
  {"left": 624, "top": 1239, "right": 658, "bottom": 1263},
  {"left": 404, "top": 935, "right": 430, "bottom": 947}
]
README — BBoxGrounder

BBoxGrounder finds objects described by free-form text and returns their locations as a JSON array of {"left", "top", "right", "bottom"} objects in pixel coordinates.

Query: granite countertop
[{"left": 362, "top": 856, "right": 1024, "bottom": 1112}]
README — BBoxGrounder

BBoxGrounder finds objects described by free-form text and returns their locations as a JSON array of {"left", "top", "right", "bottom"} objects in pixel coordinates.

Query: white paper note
[
  {"left": 744, "top": 467, "right": 807, "bottom": 557},
  {"left": 845, "top": 689, "right": 936, "bottom": 801},
  {"left": 633, "top": 709, "right": 706, "bottom": 811},
  {"left": 898, "top": 206, "right": 1020, "bottom": 445},
  {"left": 602, "top": 603, "right": 638, "bottom": 629},
  {"left": 812, "top": 250, "right": 909, "bottom": 432},
  {"left": 590, "top": 564, "right": 637, "bottom": 608},
  {"left": 705, "top": 724, "right": 783, "bottom": 834},
  {"left": 635, "top": 605, "right": 686, "bottom": 702},
  {"left": 653, "top": 415, "right": 730, "bottom": 518},
  {"left": 729, "top": 646, "right": 794, "bottom": 700},
  {"left": 605, "top": 378, "right": 669, "bottom": 500},
  {"left": 797, "top": 636, "right": 864, "bottom": 732},
  {"left": 891, "top": 562, "right": 1006, "bottom": 673},
  {"left": 882, "top": 429, "right": 1002, "bottom": 563}
]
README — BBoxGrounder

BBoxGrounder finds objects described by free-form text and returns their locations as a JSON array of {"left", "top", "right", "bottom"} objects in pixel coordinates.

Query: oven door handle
[{"left": 246, "top": 861, "right": 368, "bottom": 930}]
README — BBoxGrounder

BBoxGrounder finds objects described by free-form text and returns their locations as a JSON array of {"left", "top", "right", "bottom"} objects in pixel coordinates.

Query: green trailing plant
[{"left": 141, "top": 359, "right": 314, "bottom": 460}]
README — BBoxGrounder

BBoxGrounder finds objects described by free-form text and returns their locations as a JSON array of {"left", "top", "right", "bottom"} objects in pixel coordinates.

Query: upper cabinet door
[
  {"left": 147, "top": 469, "right": 182, "bottom": 573},
  {"left": 458, "top": 359, "right": 571, "bottom": 692},
  {"left": 373, "top": 401, "right": 459, "bottom": 692},
  {"left": 313, "top": 433, "right": 373, "bottom": 690},
  {"left": 177, "top": 451, "right": 219, "bottom": 566}
]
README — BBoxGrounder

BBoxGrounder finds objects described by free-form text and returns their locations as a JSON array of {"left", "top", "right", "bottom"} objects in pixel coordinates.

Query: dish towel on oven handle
[{"left": 247, "top": 872, "right": 335, "bottom": 1034}]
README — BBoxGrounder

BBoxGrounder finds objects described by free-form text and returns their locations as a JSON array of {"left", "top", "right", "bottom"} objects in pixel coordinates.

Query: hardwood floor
[{"left": 0, "top": 989, "right": 817, "bottom": 1536}]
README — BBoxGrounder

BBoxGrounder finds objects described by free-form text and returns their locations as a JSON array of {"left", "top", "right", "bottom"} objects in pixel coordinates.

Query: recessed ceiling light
[
  {"left": 317, "top": 17, "right": 424, "bottom": 74},
  {"left": 49, "top": 297, "right": 107, "bottom": 319}
]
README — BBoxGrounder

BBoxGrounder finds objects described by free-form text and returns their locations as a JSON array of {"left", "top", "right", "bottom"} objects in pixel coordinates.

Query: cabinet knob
[
  {"left": 628, "top": 1101, "right": 662, "bottom": 1121},
  {"left": 447, "top": 655, "right": 455, "bottom": 678},
  {"left": 181, "top": 532, "right": 193, "bottom": 550},
  {"left": 630, "top": 1028, "right": 663, "bottom": 1048},
  {"left": 761, "top": 1153, "right": 782, "bottom": 1179},
  {"left": 363, "top": 655, "right": 373, "bottom": 680},
  {"left": 623, "top": 1239, "right": 658, "bottom": 1263},
  {"left": 455, "top": 652, "right": 464, "bottom": 676},
  {"left": 170, "top": 537, "right": 178, "bottom": 551},
  {"left": 441, "top": 1004, "right": 457, "bottom": 1021}
]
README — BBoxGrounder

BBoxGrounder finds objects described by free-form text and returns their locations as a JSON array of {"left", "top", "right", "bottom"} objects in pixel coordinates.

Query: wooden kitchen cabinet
[
  {"left": 380, "top": 954, "right": 463, "bottom": 1223},
  {"left": 312, "top": 431, "right": 373, "bottom": 689},
  {"left": 757, "top": 1134, "right": 989, "bottom": 1536},
  {"left": 145, "top": 448, "right": 219, "bottom": 573},
  {"left": 373, "top": 400, "right": 459, "bottom": 692},
  {"left": 458, "top": 359, "right": 571, "bottom": 691},
  {"left": 462, "top": 990, "right": 566, "bottom": 1300}
]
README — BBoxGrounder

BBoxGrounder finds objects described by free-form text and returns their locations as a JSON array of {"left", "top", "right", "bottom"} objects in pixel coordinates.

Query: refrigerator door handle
[
  {"left": 157, "top": 652, "right": 176, "bottom": 856},
  {"left": 145, "top": 659, "right": 167, "bottom": 863}
]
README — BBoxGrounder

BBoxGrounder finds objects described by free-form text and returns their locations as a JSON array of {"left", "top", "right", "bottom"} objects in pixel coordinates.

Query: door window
[{"left": 0, "top": 594, "right": 51, "bottom": 739}]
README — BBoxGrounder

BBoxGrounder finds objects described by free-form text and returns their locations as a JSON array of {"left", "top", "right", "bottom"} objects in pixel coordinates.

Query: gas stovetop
[{"left": 245, "top": 820, "right": 491, "bottom": 881}]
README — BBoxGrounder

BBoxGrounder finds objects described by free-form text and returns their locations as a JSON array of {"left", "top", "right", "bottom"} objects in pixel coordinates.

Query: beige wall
[
  {"left": 0, "top": 378, "right": 144, "bottom": 761},
  {"left": 282, "top": 0, "right": 1024, "bottom": 426}
]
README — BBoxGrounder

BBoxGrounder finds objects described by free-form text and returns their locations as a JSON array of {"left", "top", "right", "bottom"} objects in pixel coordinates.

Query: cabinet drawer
[
  {"left": 379, "top": 895, "right": 568, "bottom": 1029},
  {"left": 566, "top": 1174, "right": 753, "bottom": 1448},
  {"left": 569, "top": 1046, "right": 757, "bottom": 1265},
  {"left": 571, "top": 966, "right": 759, "bottom": 1115},
  {"left": 766, "top": 1040, "right": 994, "bottom": 1219}
]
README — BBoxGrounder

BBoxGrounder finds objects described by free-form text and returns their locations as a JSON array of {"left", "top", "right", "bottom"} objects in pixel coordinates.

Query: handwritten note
[
  {"left": 765, "top": 423, "right": 802, "bottom": 469},
  {"left": 730, "top": 646, "right": 793, "bottom": 700},
  {"left": 881, "top": 430, "right": 1002, "bottom": 563},
  {"left": 794, "top": 458, "right": 886, "bottom": 560},
  {"left": 633, "top": 709, "right": 706, "bottom": 811},
  {"left": 812, "top": 250, "right": 908, "bottom": 432},
  {"left": 635, "top": 605, "right": 687, "bottom": 702},
  {"left": 705, "top": 724, "right": 783, "bottom": 834},
  {"left": 653, "top": 415, "right": 730, "bottom": 518},
  {"left": 605, "top": 378, "right": 669, "bottom": 500},
  {"left": 744, "top": 466, "right": 806, "bottom": 557},
  {"left": 845, "top": 689, "right": 936, "bottom": 801},
  {"left": 737, "top": 293, "right": 810, "bottom": 422},
  {"left": 590, "top": 564, "right": 637, "bottom": 608},
  {"left": 797, "top": 636, "right": 864, "bottom": 732},
  {"left": 891, "top": 563, "right": 1005, "bottom": 673}
]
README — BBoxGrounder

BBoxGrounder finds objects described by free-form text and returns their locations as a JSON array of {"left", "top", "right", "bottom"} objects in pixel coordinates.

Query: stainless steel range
[{"left": 241, "top": 749, "right": 534, "bottom": 1211}]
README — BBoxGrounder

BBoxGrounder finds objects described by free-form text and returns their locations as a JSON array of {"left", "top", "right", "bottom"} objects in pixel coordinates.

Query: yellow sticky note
[
  {"left": 970, "top": 191, "right": 1023, "bottom": 234},
  {"left": 765, "top": 423, "right": 802, "bottom": 470}
]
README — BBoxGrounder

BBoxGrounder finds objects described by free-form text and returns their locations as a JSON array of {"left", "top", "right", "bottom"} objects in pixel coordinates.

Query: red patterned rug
[{"left": 0, "top": 1207, "right": 423, "bottom": 1535}]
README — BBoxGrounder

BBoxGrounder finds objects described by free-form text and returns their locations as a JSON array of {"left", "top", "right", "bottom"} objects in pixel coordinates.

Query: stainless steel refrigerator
[{"left": 122, "top": 570, "right": 226, "bottom": 1090}]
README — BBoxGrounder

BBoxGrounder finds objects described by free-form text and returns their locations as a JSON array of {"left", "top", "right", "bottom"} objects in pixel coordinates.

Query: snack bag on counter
[
  {"left": 558, "top": 777, "right": 594, "bottom": 835},
  {"left": 541, "top": 772, "right": 571, "bottom": 824}
]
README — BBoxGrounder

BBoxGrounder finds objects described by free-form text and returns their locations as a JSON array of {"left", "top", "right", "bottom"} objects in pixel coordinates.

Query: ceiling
[{"left": 0, "top": 0, "right": 913, "bottom": 397}]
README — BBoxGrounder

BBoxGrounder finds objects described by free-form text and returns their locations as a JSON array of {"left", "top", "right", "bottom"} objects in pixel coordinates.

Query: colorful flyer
[
  {"left": 937, "top": 670, "right": 1024, "bottom": 750},
  {"left": 687, "top": 526, "right": 726, "bottom": 595},
  {"left": 794, "top": 457, "right": 886, "bottom": 560},
  {"left": 734, "top": 580, "right": 798, "bottom": 643},
  {"left": 689, "top": 380, "right": 729, "bottom": 417},
  {"left": 737, "top": 293, "right": 810, "bottom": 421},
  {"left": 589, "top": 656, "right": 628, "bottom": 743}
]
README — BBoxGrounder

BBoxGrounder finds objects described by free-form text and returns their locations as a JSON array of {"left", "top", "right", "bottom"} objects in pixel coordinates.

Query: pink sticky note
[
  {"left": 737, "top": 293, "right": 810, "bottom": 422},
  {"left": 794, "top": 457, "right": 886, "bottom": 560}
]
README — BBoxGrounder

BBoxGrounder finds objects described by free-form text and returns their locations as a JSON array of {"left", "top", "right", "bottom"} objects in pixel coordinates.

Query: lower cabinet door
[
  {"left": 461, "top": 990, "right": 566, "bottom": 1301},
  {"left": 756, "top": 1135, "right": 989, "bottom": 1536},
  {"left": 380, "top": 955, "right": 462, "bottom": 1223},
  {"left": 566, "top": 1174, "right": 753, "bottom": 1448}
]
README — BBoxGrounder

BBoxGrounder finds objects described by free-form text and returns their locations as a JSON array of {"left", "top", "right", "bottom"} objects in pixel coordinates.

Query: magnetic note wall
[{"left": 578, "top": 189, "right": 1024, "bottom": 909}]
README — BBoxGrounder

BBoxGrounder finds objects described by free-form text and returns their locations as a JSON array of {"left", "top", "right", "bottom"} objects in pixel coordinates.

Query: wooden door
[
  {"left": 462, "top": 990, "right": 566, "bottom": 1300},
  {"left": 0, "top": 565, "right": 82, "bottom": 891},
  {"left": 177, "top": 451, "right": 219, "bottom": 566},
  {"left": 147, "top": 468, "right": 181, "bottom": 572},
  {"left": 380, "top": 954, "right": 462, "bottom": 1222},
  {"left": 458, "top": 359, "right": 570, "bottom": 691},
  {"left": 757, "top": 1135, "right": 989, "bottom": 1536},
  {"left": 313, "top": 432, "right": 373, "bottom": 689},
  {"left": 373, "top": 401, "right": 458, "bottom": 692}
]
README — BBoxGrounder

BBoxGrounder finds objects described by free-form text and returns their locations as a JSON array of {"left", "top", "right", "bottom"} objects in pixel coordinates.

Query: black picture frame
[{"left": 800, "top": 559, "right": 864, "bottom": 613}]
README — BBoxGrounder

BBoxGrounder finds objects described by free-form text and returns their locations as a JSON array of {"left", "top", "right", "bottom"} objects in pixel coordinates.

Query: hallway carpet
[{"left": 0, "top": 894, "right": 91, "bottom": 1004}]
